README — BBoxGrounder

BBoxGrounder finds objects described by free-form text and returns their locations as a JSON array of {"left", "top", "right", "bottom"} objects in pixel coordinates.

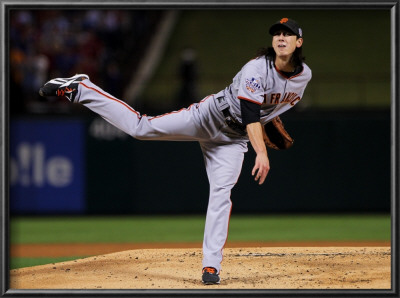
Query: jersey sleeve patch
[
  {"left": 237, "top": 59, "right": 265, "bottom": 105},
  {"left": 245, "top": 77, "right": 261, "bottom": 93}
]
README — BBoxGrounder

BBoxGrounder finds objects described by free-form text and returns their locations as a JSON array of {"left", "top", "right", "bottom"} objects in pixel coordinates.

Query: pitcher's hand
[{"left": 252, "top": 152, "right": 270, "bottom": 185}]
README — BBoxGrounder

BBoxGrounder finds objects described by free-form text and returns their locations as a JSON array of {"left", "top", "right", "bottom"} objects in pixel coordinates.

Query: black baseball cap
[{"left": 269, "top": 18, "right": 303, "bottom": 38}]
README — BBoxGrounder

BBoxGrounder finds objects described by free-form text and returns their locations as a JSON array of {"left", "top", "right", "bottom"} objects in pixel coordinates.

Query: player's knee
[{"left": 212, "top": 184, "right": 234, "bottom": 197}]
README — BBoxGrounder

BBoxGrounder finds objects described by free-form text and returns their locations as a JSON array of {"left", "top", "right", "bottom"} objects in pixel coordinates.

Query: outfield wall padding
[{"left": 10, "top": 110, "right": 390, "bottom": 214}]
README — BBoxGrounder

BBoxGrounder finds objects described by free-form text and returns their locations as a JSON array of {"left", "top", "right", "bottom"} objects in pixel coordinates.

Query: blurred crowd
[{"left": 10, "top": 9, "right": 163, "bottom": 115}]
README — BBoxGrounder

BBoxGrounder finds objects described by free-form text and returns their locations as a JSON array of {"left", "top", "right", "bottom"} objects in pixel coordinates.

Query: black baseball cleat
[
  {"left": 39, "top": 74, "right": 89, "bottom": 102},
  {"left": 202, "top": 267, "right": 220, "bottom": 285}
]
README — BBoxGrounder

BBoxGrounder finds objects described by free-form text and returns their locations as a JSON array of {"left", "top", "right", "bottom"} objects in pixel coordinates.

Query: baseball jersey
[{"left": 218, "top": 55, "right": 312, "bottom": 125}]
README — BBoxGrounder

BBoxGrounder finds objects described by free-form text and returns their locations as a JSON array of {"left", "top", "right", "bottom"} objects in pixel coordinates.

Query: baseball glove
[{"left": 263, "top": 116, "right": 294, "bottom": 150}]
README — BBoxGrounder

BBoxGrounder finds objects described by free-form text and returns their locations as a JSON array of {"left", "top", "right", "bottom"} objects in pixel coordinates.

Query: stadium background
[{"left": 8, "top": 9, "right": 391, "bottom": 269}]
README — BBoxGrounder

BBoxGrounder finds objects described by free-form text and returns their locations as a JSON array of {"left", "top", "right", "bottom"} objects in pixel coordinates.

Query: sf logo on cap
[{"left": 280, "top": 18, "right": 289, "bottom": 23}]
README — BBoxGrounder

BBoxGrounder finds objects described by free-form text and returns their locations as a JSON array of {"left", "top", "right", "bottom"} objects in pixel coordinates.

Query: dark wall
[
  {"left": 86, "top": 110, "right": 391, "bottom": 214},
  {"left": 9, "top": 110, "right": 390, "bottom": 215}
]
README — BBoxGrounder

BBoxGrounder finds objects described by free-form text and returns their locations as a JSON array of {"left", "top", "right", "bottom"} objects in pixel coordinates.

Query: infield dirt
[{"left": 10, "top": 245, "right": 390, "bottom": 289}]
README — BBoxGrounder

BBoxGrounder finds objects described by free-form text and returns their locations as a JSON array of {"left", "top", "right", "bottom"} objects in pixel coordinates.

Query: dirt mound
[{"left": 10, "top": 247, "right": 390, "bottom": 289}]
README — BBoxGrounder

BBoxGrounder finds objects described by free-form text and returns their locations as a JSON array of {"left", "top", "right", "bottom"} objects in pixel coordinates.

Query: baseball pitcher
[{"left": 39, "top": 17, "right": 311, "bottom": 285}]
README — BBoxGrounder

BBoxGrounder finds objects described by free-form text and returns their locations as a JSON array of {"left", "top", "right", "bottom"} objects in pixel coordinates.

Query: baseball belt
[{"left": 215, "top": 96, "right": 247, "bottom": 136}]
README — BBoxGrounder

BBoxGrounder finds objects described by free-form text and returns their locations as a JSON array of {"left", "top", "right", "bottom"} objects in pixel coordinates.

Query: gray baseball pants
[{"left": 76, "top": 79, "right": 249, "bottom": 273}]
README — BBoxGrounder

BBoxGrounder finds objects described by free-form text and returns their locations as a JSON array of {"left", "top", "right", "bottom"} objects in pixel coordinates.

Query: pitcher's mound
[{"left": 10, "top": 247, "right": 390, "bottom": 289}]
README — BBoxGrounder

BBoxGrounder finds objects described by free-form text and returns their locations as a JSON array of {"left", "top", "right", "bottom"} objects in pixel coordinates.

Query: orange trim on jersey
[
  {"left": 80, "top": 82, "right": 141, "bottom": 117},
  {"left": 274, "top": 65, "right": 304, "bottom": 80},
  {"left": 238, "top": 96, "right": 262, "bottom": 105},
  {"left": 148, "top": 95, "right": 212, "bottom": 121}
]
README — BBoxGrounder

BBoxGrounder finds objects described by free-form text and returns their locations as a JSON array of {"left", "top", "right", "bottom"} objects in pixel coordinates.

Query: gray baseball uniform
[{"left": 73, "top": 54, "right": 311, "bottom": 273}]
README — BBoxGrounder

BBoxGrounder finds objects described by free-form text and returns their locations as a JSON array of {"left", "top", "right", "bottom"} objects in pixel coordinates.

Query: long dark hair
[{"left": 256, "top": 46, "right": 305, "bottom": 67}]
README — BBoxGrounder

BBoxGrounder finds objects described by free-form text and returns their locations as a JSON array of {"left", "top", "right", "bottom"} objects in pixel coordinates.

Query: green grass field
[{"left": 10, "top": 214, "right": 391, "bottom": 269}]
